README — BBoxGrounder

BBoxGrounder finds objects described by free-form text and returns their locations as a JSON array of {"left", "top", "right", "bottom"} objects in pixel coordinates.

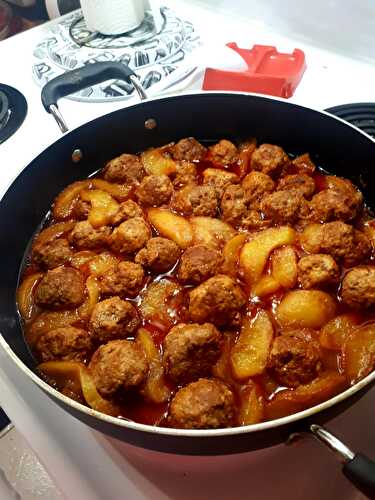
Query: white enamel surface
[{"left": 1, "top": 1, "right": 375, "bottom": 499}]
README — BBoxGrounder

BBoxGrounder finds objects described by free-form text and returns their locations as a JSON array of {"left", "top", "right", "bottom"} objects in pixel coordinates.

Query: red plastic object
[{"left": 203, "top": 43, "right": 306, "bottom": 98}]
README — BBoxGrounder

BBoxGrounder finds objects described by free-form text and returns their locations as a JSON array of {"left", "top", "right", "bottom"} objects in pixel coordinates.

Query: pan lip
[
  {"left": 1, "top": 90, "right": 375, "bottom": 440},
  {"left": 1, "top": 90, "right": 374, "bottom": 206},
  {"left": 1, "top": 333, "right": 375, "bottom": 438}
]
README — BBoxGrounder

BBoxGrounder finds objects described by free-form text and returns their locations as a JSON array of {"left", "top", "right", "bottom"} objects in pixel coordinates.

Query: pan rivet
[
  {"left": 145, "top": 118, "right": 157, "bottom": 130},
  {"left": 72, "top": 149, "right": 83, "bottom": 163}
]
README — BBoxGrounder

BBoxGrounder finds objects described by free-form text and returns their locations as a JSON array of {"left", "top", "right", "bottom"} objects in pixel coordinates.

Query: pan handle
[
  {"left": 41, "top": 62, "right": 147, "bottom": 134},
  {"left": 310, "top": 424, "right": 375, "bottom": 498}
]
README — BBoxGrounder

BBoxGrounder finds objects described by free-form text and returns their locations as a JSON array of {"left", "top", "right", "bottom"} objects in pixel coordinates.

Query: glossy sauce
[{"left": 18, "top": 144, "right": 375, "bottom": 427}]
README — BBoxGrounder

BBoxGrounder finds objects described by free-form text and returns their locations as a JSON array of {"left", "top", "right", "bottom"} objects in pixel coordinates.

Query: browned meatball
[
  {"left": 172, "top": 161, "right": 198, "bottom": 188},
  {"left": 189, "top": 275, "right": 246, "bottom": 326},
  {"left": 341, "top": 266, "right": 375, "bottom": 309},
  {"left": 297, "top": 254, "right": 340, "bottom": 289},
  {"left": 282, "top": 153, "right": 316, "bottom": 176},
  {"left": 172, "top": 185, "right": 218, "bottom": 217},
  {"left": 69, "top": 221, "right": 111, "bottom": 249},
  {"left": 277, "top": 174, "right": 316, "bottom": 199},
  {"left": 103, "top": 154, "right": 145, "bottom": 184},
  {"left": 168, "top": 378, "right": 235, "bottom": 429},
  {"left": 35, "top": 266, "right": 85, "bottom": 310},
  {"left": 209, "top": 140, "right": 238, "bottom": 166},
  {"left": 100, "top": 261, "right": 144, "bottom": 298},
  {"left": 310, "top": 190, "right": 358, "bottom": 223},
  {"left": 320, "top": 222, "right": 371, "bottom": 267},
  {"left": 111, "top": 200, "right": 143, "bottom": 226},
  {"left": 242, "top": 171, "right": 275, "bottom": 208},
  {"left": 136, "top": 175, "right": 173, "bottom": 207},
  {"left": 172, "top": 137, "right": 207, "bottom": 162},
  {"left": 251, "top": 144, "right": 289, "bottom": 177},
  {"left": 220, "top": 185, "right": 247, "bottom": 227},
  {"left": 135, "top": 237, "right": 180, "bottom": 273},
  {"left": 73, "top": 197, "right": 91, "bottom": 220},
  {"left": 89, "top": 297, "right": 140, "bottom": 343},
  {"left": 261, "top": 190, "right": 309, "bottom": 225},
  {"left": 267, "top": 331, "right": 322, "bottom": 388},
  {"left": 178, "top": 245, "right": 223, "bottom": 284},
  {"left": 36, "top": 327, "right": 92, "bottom": 362},
  {"left": 33, "top": 238, "right": 72, "bottom": 270},
  {"left": 89, "top": 340, "right": 148, "bottom": 398},
  {"left": 202, "top": 168, "right": 239, "bottom": 198},
  {"left": 326, "top": 176, "right": 363, "bottom": 207},
  {"left": 109, "top": 217, "right": 150, "bottom": 254},
  {"left": 163, "top": 323, "right": 222, "bottom": 383}
]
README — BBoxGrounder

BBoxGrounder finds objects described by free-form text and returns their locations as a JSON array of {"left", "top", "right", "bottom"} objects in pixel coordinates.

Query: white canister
[{"left": 80, "top": 0, "right": 146, "bottom": 35}]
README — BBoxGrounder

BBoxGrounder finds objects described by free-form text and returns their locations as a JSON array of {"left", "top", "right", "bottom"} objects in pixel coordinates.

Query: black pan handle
[
  {"left": 41, "top": 62, "right": 147, "bottom": 133},
  {"left": 310, "top": 424, "right": 375, "bottom": 498},
  {"left": 0, "top": 407, "right": 12, "bottom": 437}
]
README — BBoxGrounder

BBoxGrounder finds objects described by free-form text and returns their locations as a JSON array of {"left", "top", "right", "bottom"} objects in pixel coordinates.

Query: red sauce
[{"left": 18, "top": 141, "right": 375, "bottom": 427}]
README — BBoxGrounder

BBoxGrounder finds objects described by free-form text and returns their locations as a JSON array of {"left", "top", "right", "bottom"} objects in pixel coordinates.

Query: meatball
[
  {"left": 173, "top": 161, "right": 198, "bottom": 188},
  {"left": 189, "top": 275, "right": 246, "bottom": 326},
  {"left": 73, "top": 197, "right": 91, "bottom": 220},
  {"left": 111, "top": 200, "right": 143, "bottom": 226},
  {"left": 89, "top": 340, "right": 148, "bottom": 398},
  {"left": 251, "top": 144, "right": 289, "bottom": 177},
  {"left": 202, "top": 168, "right": 239, "bottom": 198},
  {"left": 172, "top": 137, "right": 207, "bottom": 162},
  {"left": 220, "top": 185, "right": 247, "bottom": 227},
  {"left": 100, "top": 261, "right": 144, "bottom": 298},
  {"left": 69, "top": 221, "right": 111, "bottom": 249},
  {"left": 135, "top": 237, "right": 180, "bottom": 273},
  {"left": 320, "top": 222, "right": 371, "bottom": 267},
  {"left": 178, "top": 245, "right": 223, "bottom": 284},
  {"left": 35, "top": 266, "right": 85, "bottom": 310},
  {"left": 242, "top": 171, "right": 275, "bottom": 208},
  {"left": 36, "top": 326, "right": 92, "bottom": 362},
  {"left": 168, "top": 378, "right": 235, "bottom": 429},
  {"left": 310, "top": 189, "right": 358, "bottom": 223},
  {"left": 326, "top": 176, "right": 363, "bottom": 207},
  {"left": 341, "top": 266, "right": 375, "bottom": 309},
  {"left": 163, "top": 323, "right": 222, "bottom": 383},
  {"left": 261, "top": 190, "right": 309, "bottom": 225},
  {"left": 33, "top": 238, "right": 72, "bottom": 270},
  {"left": 267, "top": 331, "right": 322, "bottom": 388},
  {"left": 136, "top": 175, "right": 173, "bottom": 207},
  {"left": 103, "top": 153, "right": 145, "bottom": 184},
  {"left": 283, "top": 153, "right": 316, "bottom": 176},
  {"left": 297, "top": 254, "right": 340, "bottom": 289},
  {"left": 89, "top": 297, "right": 140, "bottom": 343},
  {"left": 172, "top": 185, "right": 218, "bottom": 217},
  {"left": 109, "top": 217, "right": 150, "bottom": 254},
  {"left": 241, "top": 210, "right": 271, "bottom": 230},
  {"left": 209, "top": 139, "right": 238, "bottom": 166},
  {"left": 277, "top": 174, "right": 316, "bottom": 199}
]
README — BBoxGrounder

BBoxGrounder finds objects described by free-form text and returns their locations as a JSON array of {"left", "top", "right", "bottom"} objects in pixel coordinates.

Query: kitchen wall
[{"left": 193, "top": 0, "right": 375, "bottom": 63}]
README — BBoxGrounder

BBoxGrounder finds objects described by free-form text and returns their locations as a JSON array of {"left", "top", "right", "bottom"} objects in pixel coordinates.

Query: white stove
[{"left": 1, "top": 1, "right": 375, "bottom": 498}]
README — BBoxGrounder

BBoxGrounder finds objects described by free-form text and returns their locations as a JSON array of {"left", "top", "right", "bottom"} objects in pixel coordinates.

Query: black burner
[
  {"left": 325, "top": 103, "right": 375, "bottom": 138},
  {"left": 0, "top": 84, "right": 27, "bottom": 145}
]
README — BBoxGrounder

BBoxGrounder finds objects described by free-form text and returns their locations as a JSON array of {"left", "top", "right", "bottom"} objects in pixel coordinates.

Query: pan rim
[
  {"left": 1, "top": 332, "right": 375, "bottom": 438},
  {"left": 1, "top": 90, "right": 375, "bottom": 439}
]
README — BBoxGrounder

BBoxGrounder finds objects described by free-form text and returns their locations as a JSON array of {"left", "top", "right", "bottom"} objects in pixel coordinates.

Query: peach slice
[
  {"left": 148, "top": 208, "right": 193, "bottom": 248},
  {"left": 231, "top": 311, "right": 274, "bottom": 380}
]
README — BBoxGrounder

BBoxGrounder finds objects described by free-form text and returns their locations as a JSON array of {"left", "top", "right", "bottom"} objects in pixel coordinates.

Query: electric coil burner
[
  {"left": 325, "top": 103, "right": 375, "bottom": 138},
  {"left": 0, "top": 84, "right": 27, "bottom": 144}
]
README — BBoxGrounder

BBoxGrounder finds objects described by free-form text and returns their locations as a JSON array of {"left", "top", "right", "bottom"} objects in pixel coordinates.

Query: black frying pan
[{"left": 1, "top": 62, "right": 375, "bottom": 496}]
